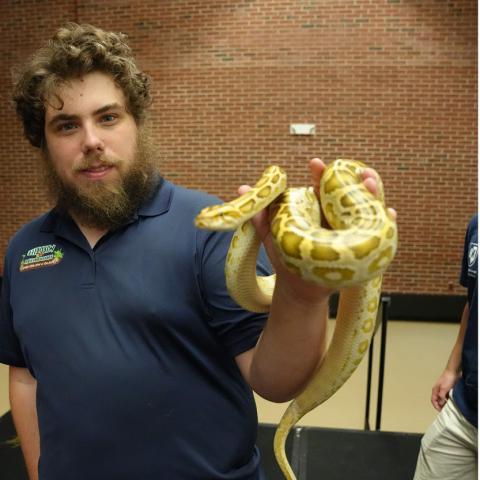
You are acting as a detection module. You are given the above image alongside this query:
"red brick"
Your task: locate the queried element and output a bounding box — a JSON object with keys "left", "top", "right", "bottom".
{"left": 0, "top": 0, "right": 476, "bottom": 296}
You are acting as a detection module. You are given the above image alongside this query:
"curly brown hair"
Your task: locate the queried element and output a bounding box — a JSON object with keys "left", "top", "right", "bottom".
{"left": 12, "top": 23, "right": 151, "bottom": 148}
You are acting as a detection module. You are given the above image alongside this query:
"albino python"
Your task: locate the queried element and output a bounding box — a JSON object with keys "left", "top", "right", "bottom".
{"left": 194, "top": 159, "right": 397, "bottom": 480}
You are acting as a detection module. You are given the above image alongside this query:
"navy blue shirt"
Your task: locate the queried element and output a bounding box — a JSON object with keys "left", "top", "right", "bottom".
{"left": 452, "top": 213, "right": 478, "bottom": 427}
{"left": 0, "top": 179, "right": 270, "bottom": 479}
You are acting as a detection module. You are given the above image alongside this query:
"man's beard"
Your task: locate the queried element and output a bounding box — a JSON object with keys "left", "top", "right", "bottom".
{"left": 42, "top": 128, "right": 159, "bottom": 230}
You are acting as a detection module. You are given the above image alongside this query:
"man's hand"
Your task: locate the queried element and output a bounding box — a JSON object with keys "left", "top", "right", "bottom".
{"left": 431, "top": 369, "right": 459, "bottom": 411}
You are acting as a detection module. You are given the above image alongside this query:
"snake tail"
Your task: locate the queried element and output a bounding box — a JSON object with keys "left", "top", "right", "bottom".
{"left": 273, "top": 403, "right": 302, "bottom": 480}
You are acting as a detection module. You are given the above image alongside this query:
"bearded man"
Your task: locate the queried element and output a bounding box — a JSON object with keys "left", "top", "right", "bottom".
{"left": 0, "top": 23, "right": 389, "bottom": 480}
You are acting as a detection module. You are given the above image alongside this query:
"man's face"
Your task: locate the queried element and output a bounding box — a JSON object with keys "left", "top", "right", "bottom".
{"left": 44, "top": 71, "right": 138, "bottom": 193}
{"left": 43, "top": 71, "right": 156, "bottom": 229}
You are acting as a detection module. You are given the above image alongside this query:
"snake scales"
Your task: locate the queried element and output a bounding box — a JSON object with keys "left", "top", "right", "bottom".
{"left": 195, "top": 159, "right": 397, "bottom": 480}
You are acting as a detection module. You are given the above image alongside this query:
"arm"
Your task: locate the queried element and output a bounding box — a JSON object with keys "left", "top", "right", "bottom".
{"left": 9, "top": 366, "right": 40, "bottom": 480}
{"left": 430, "top": 302, "right": 469, "bottom": 411}
{"left": 236, "top": 159, "right": 394, "bottom": 402}
{"left": 236, "top": 266, "right": 330, "bottom": 402}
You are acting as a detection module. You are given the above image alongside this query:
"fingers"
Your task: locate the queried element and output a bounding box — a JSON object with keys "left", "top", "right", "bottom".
{"left": 309, "top": 158, "right": 326, "bottom": 197}
{"left": 362, "top": 167, "right": 397, "bottom": 221}
{"left": 362, "top": 167, "right": 379, "bottom": 182}
{"left": 431, "top": 390, "right": 444, "bottom": 411}
{"left": 431, "top": 387, "right": 442, "bottom": 411}
{"left": 432, "top": 395, "right": 447, "bottom": 412}
{"left": 363, "top": 176, "right": 378, "bottom": 198}
{"left": 309, "top": 157, "right": 326, "bottom": 183}
{"left": 387, "top": 207, "right": 397, "bottom": 221}
{"left": 431, "top": 384, "right": 449, "bottom": 411}
{"left": 238, "top": 184, "right": 251, "bottom": 196}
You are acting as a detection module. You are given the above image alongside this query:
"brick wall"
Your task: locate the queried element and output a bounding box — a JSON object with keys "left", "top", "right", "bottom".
{"left": 0, "top": 0, "right": 477, "bottom": 295}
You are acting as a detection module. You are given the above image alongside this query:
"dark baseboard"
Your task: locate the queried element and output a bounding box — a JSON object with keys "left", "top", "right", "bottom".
{"left": 330, "top": 293, "right": 465, "bottom": 322}
{"left": 258, "top": 423, "right": 421, "bottom": 480}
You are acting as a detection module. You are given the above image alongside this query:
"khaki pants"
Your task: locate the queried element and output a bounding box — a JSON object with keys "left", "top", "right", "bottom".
{"left": 414, "top": 396, "right": 477, "bottom": 480}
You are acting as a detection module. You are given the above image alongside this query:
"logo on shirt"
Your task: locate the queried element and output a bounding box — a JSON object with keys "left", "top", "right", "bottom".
{"left": 468, "top": 242, "right": 478, "bottom": 277}
{"left": 19, "top": 244, "right": 64, "bottom": 272}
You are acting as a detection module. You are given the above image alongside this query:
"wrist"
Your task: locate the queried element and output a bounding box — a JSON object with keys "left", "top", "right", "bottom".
{"left": 444, "top": 366, "right": 461, "bottom": 378}
{"left": 273, "top": 273, "right": 332, "bottom": 309}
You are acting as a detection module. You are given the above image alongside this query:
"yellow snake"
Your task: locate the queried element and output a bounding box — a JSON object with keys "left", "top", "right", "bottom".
{"left": 194, "top": 159, "right": 397, "bottom": 480}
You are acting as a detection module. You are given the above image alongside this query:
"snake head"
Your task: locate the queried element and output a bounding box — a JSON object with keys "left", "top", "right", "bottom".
{"left": 194, "top": 204, "right": 243, "bottom": 231}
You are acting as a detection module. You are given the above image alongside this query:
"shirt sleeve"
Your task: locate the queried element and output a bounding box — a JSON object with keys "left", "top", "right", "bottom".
{"left": 196, "top": 227, "right": 271, "bottom": 358}
{"left": 0, "top": 257, "right": 27, "bottom": 367}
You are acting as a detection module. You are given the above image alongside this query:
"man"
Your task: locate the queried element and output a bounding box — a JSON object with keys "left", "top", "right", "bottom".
{"left": 1, "top": 23, "right": 392, "bottom": 480}
{"left": 414, "top": 214, "right": 477, "bottom": 480}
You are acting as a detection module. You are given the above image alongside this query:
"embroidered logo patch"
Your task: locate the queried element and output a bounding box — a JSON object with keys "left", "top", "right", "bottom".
{"left": 19, "top": 244, "right": 64, "bottom": 272}
{"left": 468, "top": 242, "right": 478, "bottom": 268}
{"left": 468, "top": 242, "right": 478, "bottom": 278}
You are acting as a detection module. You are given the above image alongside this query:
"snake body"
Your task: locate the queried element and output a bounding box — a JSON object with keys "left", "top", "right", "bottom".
{"left": 195, "top": 159, "right": 397, "bottom": 480}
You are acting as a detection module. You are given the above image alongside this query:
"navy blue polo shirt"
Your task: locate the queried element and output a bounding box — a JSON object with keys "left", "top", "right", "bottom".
{"left": 452, "top": 213, "right": 478, "bottom": 427}
{"left": 0, "top": 179, "right": 270, "bottom": 479}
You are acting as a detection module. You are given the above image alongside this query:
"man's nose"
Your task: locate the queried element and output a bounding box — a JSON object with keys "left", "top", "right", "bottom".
{"left": 81, "top": 123, "right": 105, "bottom": 155}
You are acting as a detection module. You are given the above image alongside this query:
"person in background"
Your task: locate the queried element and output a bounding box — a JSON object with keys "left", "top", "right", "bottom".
{"left": 414, "top": 214, "right": 477, "bottom": 480}
{"left": 0, "top": 23, "right": 393, "bottom": 480}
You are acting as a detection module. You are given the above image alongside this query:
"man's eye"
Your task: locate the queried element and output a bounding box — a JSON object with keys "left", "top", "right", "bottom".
{"left": 101, "top": 114, "right": 117, "bottom": 124}
{"left": 58, "top": 122, "right": 77, "bottom": 132}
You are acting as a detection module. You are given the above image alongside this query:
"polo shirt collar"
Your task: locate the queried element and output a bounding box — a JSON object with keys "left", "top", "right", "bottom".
{"left": 137, "top": 176, "right": 172, "bottom": 217}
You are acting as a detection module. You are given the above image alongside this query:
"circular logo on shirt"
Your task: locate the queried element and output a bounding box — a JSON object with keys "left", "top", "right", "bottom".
{"left": 468, "top": 242, "right": 478, "bottom": 269}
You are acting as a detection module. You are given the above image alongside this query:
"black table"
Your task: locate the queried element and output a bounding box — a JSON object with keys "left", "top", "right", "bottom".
{"left": 0, "top": 412, "right": 421, "bottom": 480}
